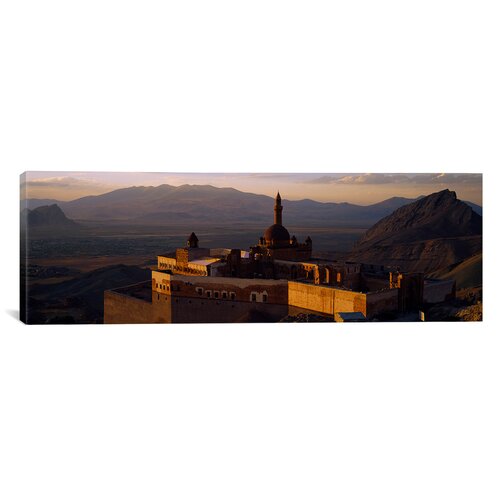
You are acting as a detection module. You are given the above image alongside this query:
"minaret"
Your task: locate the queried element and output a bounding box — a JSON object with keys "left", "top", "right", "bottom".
{"left": 274, "top": 191, "right": 283, "bottom": 225}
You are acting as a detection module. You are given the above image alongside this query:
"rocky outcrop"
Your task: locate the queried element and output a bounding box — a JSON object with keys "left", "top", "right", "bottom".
{"left": 350, "top": 190, "right": 482, "bottom": 273}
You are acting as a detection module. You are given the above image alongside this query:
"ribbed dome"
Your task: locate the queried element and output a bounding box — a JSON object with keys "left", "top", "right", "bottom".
{"left": 264, "top": 224, "right": 290, "bottom": 245}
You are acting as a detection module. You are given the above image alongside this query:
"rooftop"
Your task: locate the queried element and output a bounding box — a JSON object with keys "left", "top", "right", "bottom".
{"left": 108, "top": 281, "right": 152, "bottom": 303}
{"left": 335, "top": 312, "right": 366, "bottom": 322}
{"left": 189, "top": 257, "right": 222, "bottom": 266}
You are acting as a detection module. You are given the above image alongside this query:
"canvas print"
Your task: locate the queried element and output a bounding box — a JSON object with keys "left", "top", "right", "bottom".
{"left": 20, "top": 172, "right": 483, "bottom": 324}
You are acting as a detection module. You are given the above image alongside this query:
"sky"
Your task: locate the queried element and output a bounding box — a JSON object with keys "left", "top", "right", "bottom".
{"left": 21, "top": 172, "right": 483, "bottom": 205}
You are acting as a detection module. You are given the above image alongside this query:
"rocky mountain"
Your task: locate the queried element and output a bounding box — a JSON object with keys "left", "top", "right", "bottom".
{"left": 20, "top": 198, "right": 62, "bottom": 211}
{"left": 21, "top": 204, "right": 82, "bottom": 236}
{"left": 349, "top": 190, "right": 482, "bottom": 273}
{"left": 20, "top": 184, "right": 482, "bottom": 228}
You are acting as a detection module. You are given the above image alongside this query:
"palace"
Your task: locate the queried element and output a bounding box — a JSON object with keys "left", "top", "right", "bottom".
{"left": 104, "top": 192, "right": 456, "bottom": 323}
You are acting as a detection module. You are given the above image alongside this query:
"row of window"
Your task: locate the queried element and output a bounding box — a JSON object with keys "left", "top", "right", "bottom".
{"left": 193, "top": 287, "right": 268, "bottom": 303}
{"left": 155, "top": 282, "right": 181, "bottom": 292}
{"left": 196, "top": 287, "right": 236, "bottom": 300}
{"left": 155, "top": 282, "right": 269, "bottom": 303}
{"left": 156, "top": 283, "right": 171, "bottom": 291}
{"left": 251, "top": 293, "right": 267, "bottom": 302}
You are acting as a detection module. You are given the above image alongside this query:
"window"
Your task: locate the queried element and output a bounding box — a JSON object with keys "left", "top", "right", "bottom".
{"left": 206, "top": 290, "right": 212, "bottom": 298}
{"left": 251, "top": 293, "right": 257, "bottom": 302}
{"left": 222, "top": 291, "right": 227, "bottom": 299}
{"left": 196, "top": 287, "right": 203, "bottom": 296}
{"left": 262, "top": 294, "right": 267, "bottom": 302}
{"left": 230, "top": 292, "right": 236, "bottom": 301}
{"left": 214, "top": 291, "right": 219, "bottom": 299}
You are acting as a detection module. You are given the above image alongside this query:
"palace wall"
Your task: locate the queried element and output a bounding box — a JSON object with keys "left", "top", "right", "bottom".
{"left": 104, "top": 290, "right": 158, "bottom": 324}
{"left": 287, "top": 282, "right": 335, "bottom": 315}
{"left": 104, "top": 288, "right": 287, "bottom": 324}
{"left": 334, "top": 289, "right": 367, "bottom": 315}
{"left": 423, "top": 279, "right": 456, "bottom": 304}
{"left": 365, "top": 289, "right": 399, "bottom": 318}
{"left": 105, "top": 269, "right": 454, "bottom": 324}
{"left": 360, "top": 274, "right": 390, "bottom": 292}
{"left": 152, "top": 271, "right": 289, "bottom": 304}
{"left": 287, "top": 281, "right": 369, "bottom": 317}
{"left": 152, "top": 294, "right": 288, "bottom": 323}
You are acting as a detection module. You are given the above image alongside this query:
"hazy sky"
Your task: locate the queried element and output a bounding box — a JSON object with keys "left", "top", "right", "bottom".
{"left": 21, "top": 172, "right": 483, "bottom": 205}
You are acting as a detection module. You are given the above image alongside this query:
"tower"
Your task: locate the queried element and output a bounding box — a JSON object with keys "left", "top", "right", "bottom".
{"left": 274, "top": 191, "right": 283, "bottom": 225}
{"left": 187, "top": 232, "right": 199, "bottom": 248}
{"left": 254, "top": 191, "right": 312, "bottom": 261}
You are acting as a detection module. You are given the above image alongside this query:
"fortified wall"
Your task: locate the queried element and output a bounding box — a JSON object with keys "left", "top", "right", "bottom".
{"left": 104, "top": 273, "right": 291, "bottom": 324}
{"left": 423, "top": 279, "right": 456, "bottom": 303}
{"left": 104, "top": 271, "right": 455, "bottom": 324}
{"left": 287, "top": 281, "right": 399, "bottom": 319}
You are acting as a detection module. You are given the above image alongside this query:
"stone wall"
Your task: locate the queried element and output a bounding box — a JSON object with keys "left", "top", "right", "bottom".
{"left": 287, "top": 281, "right": 368, "bottom": 317}
{"left": 155, "top": 294, "right": 288, "bottom": 323}
{"left": 152, "top": 271, "right": 289, "bottom": 305}
{"left": 105, "top": 288, "right": 287, "bottom": 324}
{"left": 104, "top": 290, "right": 159, "bottom": 324}
{"left": 106, "top": 270, "right": 454, "bottom": 323}
{"left": 288, "top": 282, "right": 335, "bottom": 315}
{"left": 365, "top": 289, "right": 399, "bottom": 318}
{"left": 361, "top": 274, "right": 389, "bottom": 292}
{"left": 268, "top": 245, "right": 312, "bottom": 262}
{"left": 424, "top": 279, "right": 456, "bottom": 304}
{"left": 334, "top": 289, "right": 367, "bottom": 315}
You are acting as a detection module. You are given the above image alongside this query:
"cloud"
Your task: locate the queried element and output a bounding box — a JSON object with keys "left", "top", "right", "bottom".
{"left": 306, "top": 173, "right": 482, "bottom": 186}
{"left": 21, "top": 176, "right": 122, "bottom": 200}
{"left": 243, "top": 173, "right": 301, "bottom": 178}
{"left": 306, "top": 174, "right": 410, "bottom": 184}
{"left": 336, "top": 174, "right": 411, "bottom": 185}
{"left": 410, "top": 173, "right": 482, "bottom": 184}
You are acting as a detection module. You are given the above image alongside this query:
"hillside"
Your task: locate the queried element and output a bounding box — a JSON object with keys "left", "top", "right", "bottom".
{"left": 27, "top": 264, "right": 151, "bottom": 323}
{"left": 430, "top": 253, "right": 482, "bottom": 289}
{"left": 349, "top": 190, "right": 482, "bottom": 273}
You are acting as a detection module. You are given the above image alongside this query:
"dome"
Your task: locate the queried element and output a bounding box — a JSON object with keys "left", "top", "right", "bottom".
{"left": 264, "top": 224, "right": 290, "bottom": 246}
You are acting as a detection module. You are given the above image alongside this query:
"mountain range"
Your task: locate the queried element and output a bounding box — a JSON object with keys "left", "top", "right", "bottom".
{"left": 20, "top": 183, "right": 483, "bottom": 227}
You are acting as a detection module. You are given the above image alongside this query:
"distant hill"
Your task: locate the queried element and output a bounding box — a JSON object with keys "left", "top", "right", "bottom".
{"left": 24, "top": 204, "right": 79, "bottom": 227}
{"left": 20, "top": 198, "right": 63, "bottom": 211}
{"left": 20, "top": 184, "right": 482, "bottom": 228}
{"left": 349, "top": 189, "right": 482, "bottom": 273}
{"left": 21, "top": 204, "right": 82, "bottom": 237}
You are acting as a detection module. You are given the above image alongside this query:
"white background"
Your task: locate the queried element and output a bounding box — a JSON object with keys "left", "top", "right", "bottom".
{"left": 1, "top": 1, "right": 499, "bottom": 499}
